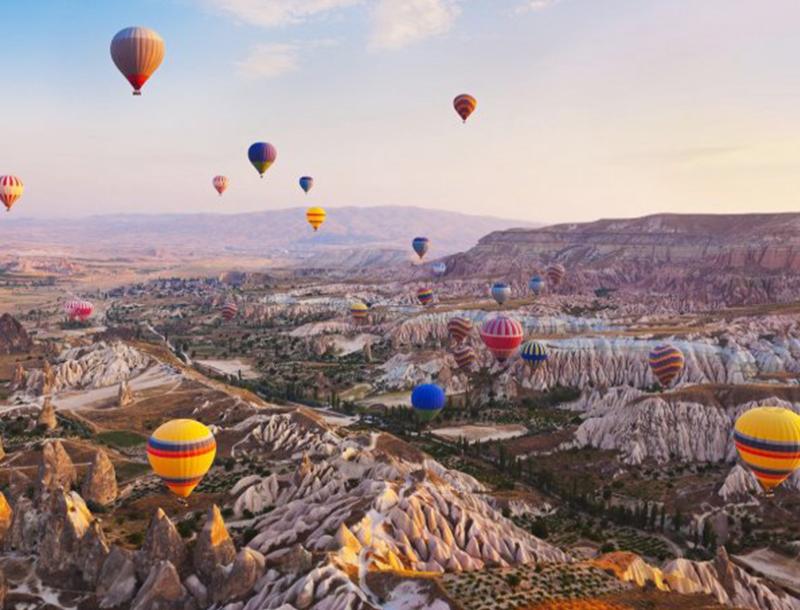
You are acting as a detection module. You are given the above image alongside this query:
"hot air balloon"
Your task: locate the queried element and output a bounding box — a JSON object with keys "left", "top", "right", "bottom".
{"left": 521, "top": 341, "right": 548, "bottom": 371}
{"left": 248, "top": 142, "right": 277, "bottom": 178}
{"left": 734, "top": 407, "right": 800, "bottom": 493}
{"left": 306, "top": 207, "right": 326, "bottom": 231}
{"left": 491, "top": 282, "right": 511, "bottom": 305}
{"left": 65, "top": 299, "right": 94, "bottom": 322}
{"left": 648, "top": 344, "right": 685, "bottom": 388}
{"left": 221, "top": 300, "right": 238, "bottom": 321}
{"left": 0, "top": 175, "right": 23, "bottom": 212}
{"left": 351, "top": 302, "right": 369, "bottom": 323}
{"left": 412, "top": 237, "right": 430, "bottom": 260}
{"left": 452, "top": 345, "right": 477, "bottom": 372}
{"left": 147, "top": 419, "right": 216, "bottom": 498}
{"left": 448, "top": 317, "right": 473, "bottom": 343}
{"left": 417, "top": 287, "right": 434, "bottom": 307}
{"left": 212, "top": 175, "right": 229, "bottom": 196}
{"left": 299, "top": 176, "right": 314, "bottom": 194}
{"left": 546, "top": 263, "right": 566, "bottom": 288}
{"left": 432, "top": 262, "right": 447, "bottom": 277}
{"left": 480, "top": 315, "right": 523, "bottom": 364}
{"left": 529, "top": 275, "right": 544, "bottom": 295}
{"left": 411, "top": 383, "right": 446, "bottom": 422}
{"left": 110, "top": 27, "right": 165, "bottom": 96}
{"left": 453, "top": 94, "right": 477, "bottom": 123}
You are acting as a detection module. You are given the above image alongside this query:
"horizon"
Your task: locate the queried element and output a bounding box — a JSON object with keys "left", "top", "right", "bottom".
{"left": 3, "top": 1, "right": 800, "bottom": 224}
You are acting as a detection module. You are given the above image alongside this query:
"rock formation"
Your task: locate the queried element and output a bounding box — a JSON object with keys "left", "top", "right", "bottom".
{"left": 118, "top": 378, "right": 134, "bottom": 406}
{"left": 37, "top": 397, "right": 58, "bottom": 430}
{"left": 0, "top": 436, "right": 4, "bottom": 461}
{"left": 193, "top": 505, "right": 236, "bottom": 581}
{"left": 10, "top": 362, "right": 26, "bottom": 390}
{"left": 81, "top": 448, "right": 118, "bottom": 506}
{"left": 135, "top": 508, "right": 187, "bottom": 581}
{"left": 130, "top": 560, "right": 190, "bottom": 610}
{"left": 40, "top": 360, "right": 55, "bottom": 396}
{"left": 37, "top": 440, "right": 77, "bottom": 495}
{"left": 96, "top": 546, "right": 138, "bottom": 608}
{"left": 0, "top": 313, "right": 33, "bottom": 354}
{"left": 0, "top": 492, "right": 12, "bottom": 544}
{"left": 211, "top": 547, "right": 266, "bottom": 604}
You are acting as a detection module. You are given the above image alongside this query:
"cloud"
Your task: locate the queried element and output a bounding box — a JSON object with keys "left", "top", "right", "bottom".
{"left": 201, "top": 0, "right": 362, "bottom": 27}
{"left": 236, "top": 43, "right": 301, "bottom": 78}
{"left": 370, "top": 0, "right": 461, "bottom": 49}
{"left": 515, "top": 0, "right": 561, "bottom": 13}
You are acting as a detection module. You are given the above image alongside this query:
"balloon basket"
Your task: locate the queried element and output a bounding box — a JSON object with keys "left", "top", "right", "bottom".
{"left": 132, "top": 91, "right": 141, "bottom": 96}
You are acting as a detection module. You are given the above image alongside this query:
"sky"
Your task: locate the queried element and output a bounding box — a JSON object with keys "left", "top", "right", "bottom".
{"left": 3, "top": 0, "right": 800, "bottom": 224}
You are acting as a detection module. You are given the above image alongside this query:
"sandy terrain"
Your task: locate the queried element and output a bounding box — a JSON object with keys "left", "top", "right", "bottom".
{"left": 431, "top": 423, "right": 528, "bottom": 443}
{"left": 196, "top": 359, "right": 259, "bottom": 380}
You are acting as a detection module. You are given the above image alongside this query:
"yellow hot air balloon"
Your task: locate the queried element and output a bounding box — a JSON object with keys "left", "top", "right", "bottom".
{"left": 306, "top": 207, "right": 326, "bottom": 231}
{"left": 147, "top": 419, "right": 216, "bottom": 498}
{"left": 734, "top": 407, "right": 800, "bottom": 493}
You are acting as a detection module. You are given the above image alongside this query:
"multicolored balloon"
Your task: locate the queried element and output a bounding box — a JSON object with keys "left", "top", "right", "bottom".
{"left": 248, "top": 142, "right": 277, "bottom": 178}
{"left": 520, "top": 341, "right": 548, "bottom": 371}
{"left": 351, "top": 301, "right": 369, "bottom": 323}
{"left": 417, "top": 287, "right": 434, "bottom": 307}
{"left": 529, "top": 275, "right": 544, "bottom": 295}
{"left": 452, "top": 345, "right": 477, "bottom": 372}
{"left": 0, "top": 175, "right": 24, "bottom": 212}
{"left": 546, "top": 263, "right": 566, "bottom": 287}
{"left": 306, "top": 207, "right": 326, "bottom": 231}
{"left": 411, "top": 383, "right": 446, "bottom": 422}
{"left": 734, "top": 407, "right": 800, "bottom": 493}
{"left": 65, "top": 299, "right": 94, "bottom": 322}
{"left": 491, "top": 282, "right": 511, "bottom": 305}
{"left": 147, "top": 419, "right": 216, "bottom": 498}
{"left": 648, "top": 344, "right": 685, "bottom": 387}
{"left": 453, "top": 94, "right": 477, "bottom": 123}
{"left": 412, "top": 237, "right": 430, "bottom": 260}
{"left": 480, "top": 315, "right": 524, "bottom": 364}
{"left": 110, "top": 27, "right": 165, "bottom": 96}
{"left": 212, "top": 175, "right": 229, "bottom": 196}
{"left": 431, "top": 262, "right": 447, "bottom": 277}
{"left": 299, "top": 176, "right": 314, "bottom": 194}
{"left": 447, "top": 317, "right": 473, "bottom": 343}
{"left": 221, "top": 300, "right": 238, "bottom": 321}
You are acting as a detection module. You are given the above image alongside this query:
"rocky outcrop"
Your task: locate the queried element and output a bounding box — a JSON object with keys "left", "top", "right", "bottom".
{"left": 193, "top": 505, "right": 236, "bottom": 581}
{"left": 0, "top": 568, "right": 5, "bottom": 609}
{"left": 0, "top": 313, "right": 33, "bottom": 354}
{"left": 10, "top": 362, "right": 27, "bottom": 390}
{"left": 4, "top": 495, "right": 44, "bottom": 552}
{"left": 0, "top": 436, "right": 4, "bottom": 461}
{"left": 37, "top": 397, "right": 57, "bottom": 430}
{"left": 36, "top": 489, "right": 110, "bottom": 586}
{"left": 136, "top": 509, "right": 186, "bottom": 581}
{"left": 96, "top": 546, "right": 138, "bottom": 608}
{"left": 81, "top": 449, "right": 118, "bottom": 506}
{"left": 212, "top": 547, "right": 265, "bottom": 603}
{"left": 130, "top": 560, "right": 191, "bottom": 610}
{"left": 118, "top": 379, "right": 134, "bottom": 406}
{"left": 0, "top": 492, "right": 12, "bottom": 544}
{"left": 37, "top": 440, "right": 77, "bottom": 494}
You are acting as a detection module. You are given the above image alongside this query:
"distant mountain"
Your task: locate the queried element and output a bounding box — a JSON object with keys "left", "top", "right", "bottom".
{"left": 445, "top": 213, "right": 800, "bottom": 305}
{"left": 0, "top": 207, "right": 536, "bottom": 262}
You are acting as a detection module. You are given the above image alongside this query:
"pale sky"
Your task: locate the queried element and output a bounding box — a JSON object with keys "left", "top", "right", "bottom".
{"left": 3, "top": 0, "right": 800, "bottom": 223}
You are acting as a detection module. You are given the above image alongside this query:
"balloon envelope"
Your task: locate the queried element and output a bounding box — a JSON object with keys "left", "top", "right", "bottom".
{"left": 447, "top": 317, "right": 473, "bottom": 343}
{"left": 452, "top": 345, "right": 477, "bottom": 371}
{"left": 520, "top": 341, "right": 548, "bottom": 370}
{"left": 480, "top": 316, "right": 523, "bottom": 364}
{"left": 147, "top": 419, "right": 216, "bottom": 498}
{"left": 306, "top": 207, "right": 326, "bottom": 231}
{"left": 546, "top": 264, "right": 566, "bottom": 287}
{"left": 417, "top": 287, "right": 434, "bottom": 306}
{"left": 454, "top": 94, "right": 477, "bottom": 123}
{"left": 412, "top": 237, "right": 430, "bottom": 260}
{"left": 110, "top": 27, "right": 165, "bottom": 95}
{"left": 431, "top": 262, "right": 447, "bottom": 277}
{"left": 299, "top": 176, "right": 314, "bottom": 193}
{"left": 529, "top": 275, "right": 544, "bottom": 295}
{"left": 65, "top": 299, "right": 93, "bottom": 322}
{"left": 212, "top": 175, "right": 229, "bottom": 196}
{"left": 351, "top": 302, "right": 369, "bottom": 322}
{"left": 248, "top": 142, "right": 277, "bottom": 177}
{"left": 221, "top": 301, "right": 238, "bottom": 321}
{"left": 491, "top": 282, "right": 511, "bottom": 305}
{"left": 734, "top": 407, "right": 800, "bottom": 492}
{"left": 411, "top": 383, "right": 446, "bottom": 422}
{"left": 0, "top": 175, "right": 23, "bottom": 212}
{"left": 648, "top": 344, "right": 685, "bottom": 387}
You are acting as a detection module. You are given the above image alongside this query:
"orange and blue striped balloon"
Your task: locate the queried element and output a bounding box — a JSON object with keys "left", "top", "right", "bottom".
{"left": 147, "top": 419, "right": 216, "bottom": 498}
{"left": 351, "top": 301, "right": 369, "bottom": 323}
{"left": 648, "top": 344, "right": 685, "bottom": 387}
{"left": 734, "top": 407, "right": 800, "bottom": 492}
{"left": 417, "top": 287, "right": 434, "bottom": 306}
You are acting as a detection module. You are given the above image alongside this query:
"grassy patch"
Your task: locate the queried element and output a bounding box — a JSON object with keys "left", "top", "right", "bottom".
{"left": 96, "top": 430, "right": 148, "bottom": 448}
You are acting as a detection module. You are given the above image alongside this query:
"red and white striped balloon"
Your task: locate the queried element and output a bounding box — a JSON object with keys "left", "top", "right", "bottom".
{"left": 0, "top": 175, "right": 24, "bottom": 212}
{"left": 479, "top": 315, "right": 524, "bottom": 364}
{"left": 221, "top": 301, "right": 238, "bottom": 321}
{"left": 212, "top": 175, "right": 229, "bottom": 196}
{"left": 65, "top": 299, "right": 94, "bottom": 322}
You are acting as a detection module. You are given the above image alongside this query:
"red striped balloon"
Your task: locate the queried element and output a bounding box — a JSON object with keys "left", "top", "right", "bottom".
{"left": 212, "top": 175, "right": 229, "bottom": 196}
{"left": 453, "top": 94, "right": 477, "bottom": 123}
{"left": 0, "top": 175, "right": 24, "bottom": 212}
{"left": 479, "top": 315, "right": 524, "bottom": 364}
{"left": 221, "top": 301, "right": 238, "bottom": 321}
{"left": 65, "top": 299, "right": 94, "bottom": 322}
{"left": 648, "top": 344, "right": 685, "bottom": 387}
{"left": 452, "top": 345, "right": 477, "bottom": 371}
{"left": 546, "top": 263, "right": 566, "bottom": 287}
{"left": 448, "top": 317, "right": 473, "bottom": 343}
